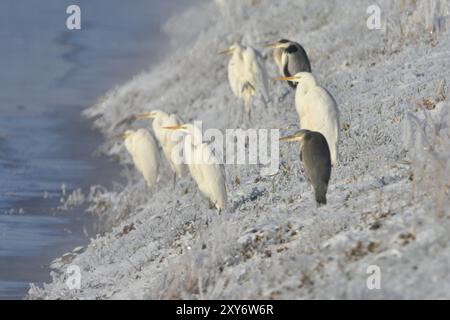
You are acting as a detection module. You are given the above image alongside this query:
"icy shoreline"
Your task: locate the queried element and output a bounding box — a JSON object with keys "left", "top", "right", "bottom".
{"left": 29, "top": 0, "right": 450, "bottom": 299}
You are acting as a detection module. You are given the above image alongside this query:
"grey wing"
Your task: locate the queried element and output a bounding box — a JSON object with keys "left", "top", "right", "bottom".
{"left": 302, "top": 135, "right": 331, "bottom": 188}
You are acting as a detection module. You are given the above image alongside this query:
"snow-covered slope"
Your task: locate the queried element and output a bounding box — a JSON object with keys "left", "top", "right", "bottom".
{"left": 29, "top": 0, "right": 450, "bottom": 299}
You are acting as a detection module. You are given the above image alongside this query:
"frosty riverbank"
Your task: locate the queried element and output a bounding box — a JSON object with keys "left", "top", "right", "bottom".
{"left": 29, "top": 0, "right": 450, "bottom": 299}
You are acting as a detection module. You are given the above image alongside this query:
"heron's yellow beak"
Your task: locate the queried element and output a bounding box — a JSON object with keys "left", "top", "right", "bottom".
{"left": 115, "top": 132, "right": 130, "bottom": 140}
{"left": 134, "top": 111, "right": 155, "bottom": 120}
{"left": 219, "top": 47, "right": 234, "bottom": 55}
{"left": 274, "top": 75, "right": 300, "bottom": 81}
{"left": 280, "top": 134, "right": 302, "bottom": 142}
{"left": 163, "top": 125, "right": 184, "bottom": 130}
{"left": 264, "top": 42, "right": 280, "bottom": 49}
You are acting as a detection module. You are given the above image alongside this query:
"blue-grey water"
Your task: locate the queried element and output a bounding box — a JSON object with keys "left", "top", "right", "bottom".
{"left": 0, "top": 0, "right": 197, "bottom": 299}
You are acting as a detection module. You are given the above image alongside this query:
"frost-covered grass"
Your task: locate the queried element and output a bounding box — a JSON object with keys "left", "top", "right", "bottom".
{"left": 29, "top": 0, "right": 450, "bottom": 299}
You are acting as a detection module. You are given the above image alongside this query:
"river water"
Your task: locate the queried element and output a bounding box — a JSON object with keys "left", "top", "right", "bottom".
{"left": 0, "top": 0, "right": 196, "bottom": 299}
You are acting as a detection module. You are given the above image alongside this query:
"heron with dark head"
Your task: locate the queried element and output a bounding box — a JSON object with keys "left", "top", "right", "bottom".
{"left": 266, "top": 39, "right": 311, "bottom": 89}
{"left": 280, "top": 129, "right": 331, "bottom": 206}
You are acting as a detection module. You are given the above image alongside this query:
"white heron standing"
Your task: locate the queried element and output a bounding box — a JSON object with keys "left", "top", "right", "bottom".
{"left": 164, "top": 123, "right": 227, "bottom": 211}
{"left": 116, "top": 129, "right": 161, "bottom": 187}
{"left": 133, "top": 110, "right": 188, "bottom": 186}
{"left": 266, "top": 39, "right": 311, "bottom": 89}
{"left": 275, "top": 72, "right": 340, "bottom": 165}
{"left": 220, "top": 43, "right": 269, "bottom": 119}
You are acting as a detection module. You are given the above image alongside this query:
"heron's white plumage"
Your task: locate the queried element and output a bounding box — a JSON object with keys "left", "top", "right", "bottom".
{"left": 171, "top": 123, "right": 227, "bottom": 210}
{"left": 227, "top": 46, "right": 245, "bottom": 98}
{"left": 123, "top": 129, "right": 161, "bottom": 187}
{"left": 225, "top": 43, "right": 269, "bottom": 113}
{"left": 243, "top": 46, "right": 269, "bottom": 104}
{"left": 137, "top": 110, "right": 188, "bottom": 179}
{"left": 290, "top": 72, "right": 340, "bottom": 165}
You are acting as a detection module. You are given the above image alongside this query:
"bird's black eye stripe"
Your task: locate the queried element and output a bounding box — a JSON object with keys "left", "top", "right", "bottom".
{"left": 279, "top": 39, "right": 289, "bottom": 43}
{"left": 285, "top": 44, "right": 298, "bottom": 54}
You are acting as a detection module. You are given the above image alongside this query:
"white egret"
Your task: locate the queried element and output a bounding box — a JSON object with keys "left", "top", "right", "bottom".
{"left": 275, "top": 72, "right": 340, "bottom": 165}
{"left": 220, "top": 43, "right": 269, "bottom": 118}
{"left": 116, "top": 129, "right": 161, "bottom": 187}
{"left": 281, "top": 130, "right": 331, "bottom": 206}
{"left": 164, "top": 123, "right": 227, "bottom": 211}
{"left": 266, "top": 39, "right": 311, "bottom": 89}
{"left": 133, "top": 110, "right": 188, "bottom": 185}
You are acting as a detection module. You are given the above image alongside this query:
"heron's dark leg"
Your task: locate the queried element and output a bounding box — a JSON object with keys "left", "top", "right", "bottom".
{"left": 208, "top": 199, "right": 214, "bottom": 209}
{"left": 239, "top": 103, "right": 245, "bottom": 124}
{"left": 243, "top": 98, "right": 250, "bottom": 124}
{"left": 242, "top": 82, "right": 255, "bottom": 124}
{"left": 172, "top": 172, "right": 176, "bottom": 190}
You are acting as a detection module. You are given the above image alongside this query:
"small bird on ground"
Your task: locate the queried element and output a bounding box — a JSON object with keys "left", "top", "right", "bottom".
{"left": 280, "top": 129, "right": 331, "bottom": 206}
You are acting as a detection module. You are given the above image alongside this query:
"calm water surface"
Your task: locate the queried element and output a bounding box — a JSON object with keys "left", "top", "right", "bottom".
{"left": 0, "top": 0, "right": 197, "bottom": 299}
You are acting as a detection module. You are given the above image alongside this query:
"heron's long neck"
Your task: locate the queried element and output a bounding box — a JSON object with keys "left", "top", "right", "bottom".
{"left": 152, "top": 118, "right": 162, "bottom": 131}
{"left": 299, "top": 81, "right": 315, "bottom": 95}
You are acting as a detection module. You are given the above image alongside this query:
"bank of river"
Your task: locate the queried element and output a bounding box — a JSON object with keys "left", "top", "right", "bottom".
{"left": 0, "top": 0, "right": 197, "bottom": 299}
